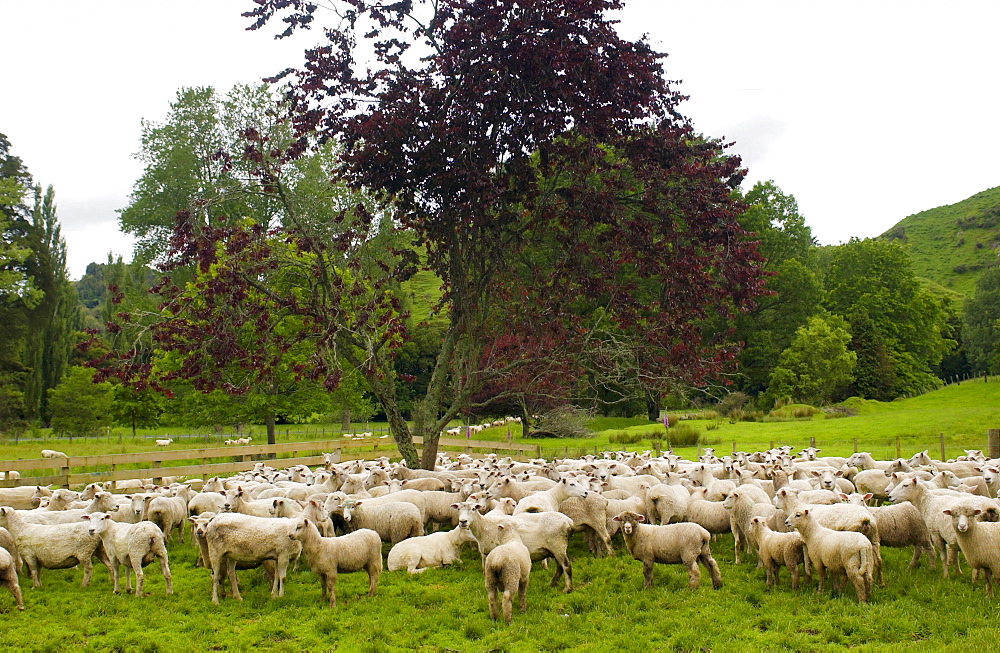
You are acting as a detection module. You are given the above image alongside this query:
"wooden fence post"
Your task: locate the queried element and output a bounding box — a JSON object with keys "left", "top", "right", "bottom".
{"left": 895, "top": 436, "right": 901, "bottom": 459}
{"left": 939, "top": 432, "right": 946, "bottom": 462}
{"left": 989, "top": 429, "right": 1000, "bottom": 460}
{"left": 853, "top": 437, "right": 858, "bottom": 453}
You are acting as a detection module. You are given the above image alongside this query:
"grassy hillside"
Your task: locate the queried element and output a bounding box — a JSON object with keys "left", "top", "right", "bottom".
{"left": 880, "top": 185, "right": 1000, "bottom": 295}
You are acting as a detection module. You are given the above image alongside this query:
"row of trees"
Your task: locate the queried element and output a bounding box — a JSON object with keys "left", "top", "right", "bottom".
{"left": 5, "top": 1, "right": 1000, "bottom": 461}
{"left": 0, "top": 134, "right": 82, "bottom": 433}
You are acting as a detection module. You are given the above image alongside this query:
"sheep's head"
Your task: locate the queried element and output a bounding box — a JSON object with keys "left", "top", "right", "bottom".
{"left": 612, "top": 510, "right": 644, "bottom": 535}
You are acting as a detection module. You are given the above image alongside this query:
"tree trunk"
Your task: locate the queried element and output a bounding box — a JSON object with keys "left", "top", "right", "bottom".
{"left": 266, "top": 412, "right": 276, "bottom": 446}
{"left": 342, "top": 408, "right": 350, "bottom": 434}
{"left": 518, "top": 400, "right": 531, "bottom": 438}
{"left": 645, "top": 390, "right": 661, "bottom": 422}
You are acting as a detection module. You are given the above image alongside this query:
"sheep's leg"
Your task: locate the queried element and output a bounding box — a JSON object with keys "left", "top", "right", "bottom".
{"left": 500, "top": 589, "right": 513, "bottom": 624}
{"left": 159, "top": 552, "right": 173, "bottom": 596}
{"left": 685, "top": 559, "right": 702, "bottom": 590}
{"left": 641, "top": 560, "right": 655, "bottom": 589}
{"left": 947, "top": 543, "right": 962, "bottom": 576}
{"left": 7, "top": 573, "right": 23, "bottom": 610}
{"left": 700, "top": 551, "right": 723, "bottom": 590}
{"left": 133, "top": 560, "right": 145, "bottom": 596}
{"left": 552, "top": 551, "right": 572, "bottom": 593}
{"left": 80, "top": 557, "right": 94, "bottom": 588}
{"left": 815, "top": 563, "right": 826, "bottom": 594}
{"left": 226, "top": 558, "right": 242, "bottom": 602}
{"left": 983, "top": 567, "right": 994, "bottom": 597}
{"left": 487, "top": 585, "right": 499, "bottom": 620}
{"left": 788, "top": 559, "right": 799, "bottom": 590}
{"left": 518, "top": 577, "right": 528, "bottom": 613}
{"left": 273, "top": 557, "right": 289, "bottom": 598}
{"left": 328, "top": 572, "right": 340, "bottom": 607}
{"left": 908, "top": 545, "right": 922, "bottom": 569}
{"left": 733, "top": 528, "right": 742, "bottom": 565}
{"left": 25, "top": 557, "right": 41, "bottom": 589}
{"left": 931, "top": 535, "right": 948, "bottom": 578}
{"left": 366, "top": 565, "right": 378, "bottom": 597}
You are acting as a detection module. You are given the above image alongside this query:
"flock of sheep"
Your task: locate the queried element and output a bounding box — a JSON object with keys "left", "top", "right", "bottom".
{"left": 1, "top": 444, "right": 999, "bottom": 622}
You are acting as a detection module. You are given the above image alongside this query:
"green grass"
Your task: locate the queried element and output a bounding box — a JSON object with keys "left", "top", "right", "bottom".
{"left": 880, "top": 185, "right": 1000, "bottom": 296}
{"left": 1, "top": 524, "right": 998, "bottom": 650}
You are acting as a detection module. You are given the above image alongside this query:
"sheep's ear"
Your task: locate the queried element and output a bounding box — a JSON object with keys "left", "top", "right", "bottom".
{"left": 835, "top": 470, "right": 844, "bottom": 477}
{"left": 943, "top": 509, "right": 952, "bottom": 515}
{"left": 81, "top": 514, "right": 91, "bottom": 520}
{"left": 838, "top": 493, "right": 849, "bottom": 501}
{"left": 355, "top": 500, "right": 364, "bottom": 506}
{"left": 303, "top": 518, "right": 311, "bottom": 526}
{"left": 636, "top": 514, "right": 645, "bottom": 522}
{"left": 802, "top": 508, "right": 810, "bottom": 516}
{"left": 450, "top": 503, "right": 461, "bottom": 510}
{"left": 974, "top": 509, "right": 983, "bottom": 516}
{"left": 111, "top": 505, "right": 119, "bottom": 512}
{"left": 863, "top": 493, "right": 873, "bottom": 501}
{"left": 612, "top": 515, "right": 620, "bottom": 521}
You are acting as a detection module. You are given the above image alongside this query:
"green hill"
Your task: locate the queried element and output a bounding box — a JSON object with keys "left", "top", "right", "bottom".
{"left": 880, "top": 186, "right": 1000, "bottom": 295}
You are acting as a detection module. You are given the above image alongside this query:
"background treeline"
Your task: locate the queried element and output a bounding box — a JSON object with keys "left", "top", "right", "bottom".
{"left": 3, "top": 84, "right": 1000, "bottom": 440}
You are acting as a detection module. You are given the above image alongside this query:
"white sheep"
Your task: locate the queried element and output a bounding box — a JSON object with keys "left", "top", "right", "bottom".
{"left": 723, "top": 489, "right": 779, "bottom": 564}
{"left": 785, "top": 507, "right": 874, "bottom": 602}
{"left": 454, "top": 499, "right": 574, "bottom": 592}
{"left": 288, "top": 516, "right": 381, "bottom": 607}
{"left": 772, "top": 486, "right": 883, "bottom": 585}
{"left": 204, "top": 512, "right": 302, "bottom": 603}
{"left": 81, "top": 512, "right": 173, "bottom": 596}
{"left": 484, "top": 518, "right": 531, "bottom": 624}
{"left": 612, "top": 510, "right": 723, "bottom": 590}
{"left": 387, "top": 524, "right": 478, "bottom": 573}
{"left": 0, "top": 506, "right": 112, "bottom": 588}
{"left": 943, "top": 503, "right": 1000, "bottom": 595}
{"left": 644, "top": 482, "right": 690, "bottom": 525}
{"left": 154, "top": 439, "right": 173, "bottom": 447}
{"left": 0, "top": 486, "right": 49, "bottom": 510}
{"left": 0, "top": 547, "right": 23, "bottom": 610}
{"left": 685, "top": 487, "right": 731, "bottom": 535}
{"left": 748, "top": 516, "right": 809, "bottom": 589}
{"left": 340, "top": 497, "right": 424, "bottom": 545}
{"left": 40, "top": 449, "right": 69, "bottom": 459}
{"left": 513, "top": 477, "right": 589, "bottom": 515}
{"left": 842, "top": 493, "right": 935, "bottom": 569}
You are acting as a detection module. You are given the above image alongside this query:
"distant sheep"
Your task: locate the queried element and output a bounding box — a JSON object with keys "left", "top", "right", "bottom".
{"left": 154, "top": 439, "right": 173, "bottom": 447}
{"left": 40, "top": 450, "right": 68, "bottom": 459}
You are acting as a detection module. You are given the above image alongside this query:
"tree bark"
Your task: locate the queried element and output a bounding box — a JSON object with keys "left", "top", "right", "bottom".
{"left": 266, "top": 412, "right": 276, "bottom": 446}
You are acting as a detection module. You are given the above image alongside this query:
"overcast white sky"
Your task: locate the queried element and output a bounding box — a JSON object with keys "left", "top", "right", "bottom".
{"left": 1, "top": 1, "right": 998, "bottom": 280}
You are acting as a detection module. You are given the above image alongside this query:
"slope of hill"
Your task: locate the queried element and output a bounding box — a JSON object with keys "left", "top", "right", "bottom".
{"left": 881, "top": 186, "right": 1000, "bottom": 295}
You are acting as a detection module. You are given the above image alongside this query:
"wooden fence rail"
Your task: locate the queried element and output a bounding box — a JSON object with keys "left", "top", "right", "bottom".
{"left": 0, "top": 437, "right": 541, "bottom": 489}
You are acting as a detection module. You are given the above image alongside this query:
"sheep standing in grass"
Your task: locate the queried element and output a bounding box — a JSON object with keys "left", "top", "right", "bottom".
{"left": 613, "top": 510, "right": 722, "bottom": 590}
{"left": 748, "top": 516, "right": 809, "bottom": 589}
{"left": 387, "top": 525, "right": 478, "bottom": 573}
{"left": 0, "top": 547, "right": 23, "bottom": 610}
{"left": 204, "top": 512, "right": 302, "bottom": 604}
{"left": 786, "top": 508, "right": 874, "bottom": 602}
{"left": 339, "top": 497, "right": 424, "bottom": 545}
{"left": 943, "top": 503, "right": 1000, "bottom": 595}
{"left": 484, "top": 518, "right": 531, "bottom": 624}
{"left": 723, "top": 489, "right": 778, "bottom": 565}
{"left": 81, "top": 512, "right": 173, "bottom": 596}
{"left": 288, "top": 516, "right": 381, "bottom": 607}
{"left": 0, "top": 506, "right": 112, "bottom": 588}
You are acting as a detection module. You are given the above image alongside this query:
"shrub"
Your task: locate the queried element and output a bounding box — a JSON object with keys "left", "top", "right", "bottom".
{"left": 533, "top": 405, "right": 593, "bottom": 438}
{"left": 768, "top": 403, "right": 821, "bottom": 419}
{"left": 609, "top": 431, "right": 644, "bottom": 445}
{"left": 717, "top": 392, "right": 751, "bottom": 417}
{"left": 665, "top": 423, "right": 700, "bottom": 447}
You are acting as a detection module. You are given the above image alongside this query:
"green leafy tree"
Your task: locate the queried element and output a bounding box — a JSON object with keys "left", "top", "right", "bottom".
{"left": 732, "top": 182, "right": 822, "bottom": 395}
{"left": 109, "top": 385, "right": 163, "bottom": 439}
{"left": 963, "top": 266, "right": 1000, "bottom": 373}
{"left": 48, "top": 366, "right": 112, "bottom": 437}
{"left": 764, "top": 314, "right": 857, "bottom": 406}
{"left": 823, "top": 238, "right": 950, "bottom": 398}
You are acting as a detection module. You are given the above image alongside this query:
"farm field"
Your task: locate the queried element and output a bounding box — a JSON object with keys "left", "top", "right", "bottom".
{"left": 0, "top": 524, "right": 997, "bottom": 651}
{"left": 2, "top": 378, "right": 999, "bottom": 465}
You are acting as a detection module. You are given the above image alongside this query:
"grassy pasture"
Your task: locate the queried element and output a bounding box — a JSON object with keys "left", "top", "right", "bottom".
{"left": 1, "top": 380, "right": 1000, "bottom": 649}
{"left": 1, "top": 522, "right": 997, "bottom": 651}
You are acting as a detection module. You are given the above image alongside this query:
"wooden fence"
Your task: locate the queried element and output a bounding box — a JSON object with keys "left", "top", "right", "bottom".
{"left": 0, "top": 437, "right": 541, "bottom": 489}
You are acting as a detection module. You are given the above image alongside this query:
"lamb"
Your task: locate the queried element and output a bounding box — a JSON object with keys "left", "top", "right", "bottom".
{"left": 288, "top": 516, "right": 381, "bottom": 607}
{"left": 0, "top": 486, "right": 50, "bottom": 511}
{"left": 340, "top": 497, "right": 424, "bottom": 545}
{"left": 842, "top": 493, "right": 935, "bottom": 569}
{"left": 387, "top": 524, "right": 478, "bottom": 573}
{"left": 81, "top": 512, "right": 173, "bottom": 596}
{"left": 0, "top": 506, "right": 113, "bottom": 588}
{"left": 0, "top": 547, "right": 23, "bottom": 610}
{"left": 40, "top": 449, "right": 69, "bottom": 459}
{"left": 888, "top": 477, "right": 997, "bottom": 577}
{"left": 943, "top": 503, "right": 1000, "bottom": 595}
{"left": 772, "top": 487, "right": 883, "bottom": 585}
{"left": 723, "top": 489, "right": 779, "bottom": 564}
{"left": 203, "top": 512, "right": 302, "bottom": 603}
{"left": 513, "top": 477, "right": 589, "bottom": 514}
{"left": 483, "top": 518, "right": 531, "bottom": 624}
{"left": 644, "top": 483, "right": 690, "bottom": 525}
{"left": 685, "top": 488, "right": 731, "bottom": 535}
{"left": 154, "top": 439, "right": 173, "bottom": 447}
{"left": 785, "top": 507, "right": 874, "bottom": 602}
{"left": 748, "top": 516, "right": 809, "bottom": 589}
{"left": 454, "top": 499, "right": 574, "bottom": 592}
{"left": 612, "top": 510, "right": 722, "bottom": 590}
{"left": 559, "top": 491, "right": 615, "bottom": 557}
